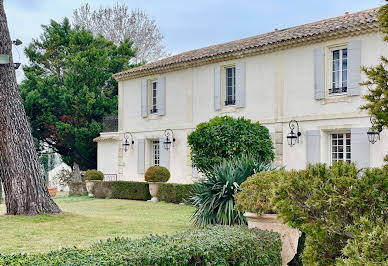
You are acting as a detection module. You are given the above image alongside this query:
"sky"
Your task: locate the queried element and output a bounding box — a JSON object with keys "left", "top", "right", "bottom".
{"left": 3, "top": 0, "right": 385, "bottom": 81}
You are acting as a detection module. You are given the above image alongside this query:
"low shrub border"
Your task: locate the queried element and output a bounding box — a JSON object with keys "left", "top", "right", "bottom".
{"left": 0, "top": 226, "right": 282, "bottom": 265}
{"left": 92, "top": 181, "right": 151, "bottom": 201}
{"left": 157, "top": 183, "right": 194, "bottom": 203}
{"left": 69, "top": 182, "right": 87, "bottom": 196}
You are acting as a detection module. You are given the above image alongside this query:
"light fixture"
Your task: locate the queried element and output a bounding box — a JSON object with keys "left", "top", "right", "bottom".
{"left": 367, "top": 117, "right": 381, "bottom": 144}
{"left": 163, "top": 129, "right": 175, "bottom": 150}
{"left": 286, "top": 120, "right": 301, "bottom": 147}
{"left": 12, "top": 39, "right": 22, "bottom": 46}
{"left": 123, "top": 132, "right": 134, "bottom": 152}
{"left": 13, "top": 63, "right": 21, "bottom": 69}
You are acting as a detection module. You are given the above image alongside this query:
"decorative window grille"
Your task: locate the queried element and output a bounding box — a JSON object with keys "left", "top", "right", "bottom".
{"left": 225, "top": 66, "right": 236, "bottom": 105}
{"left": 331, "top": 133, "right": 351, "bottom": 163}
{"left": 151, "top": 81, "right": 158, "bottom": 113}
{"left": 329, "top": 48, "right": 347, "bottom": 95}
{"left": 152, "top": 140, "right": 160, "bottom": 166}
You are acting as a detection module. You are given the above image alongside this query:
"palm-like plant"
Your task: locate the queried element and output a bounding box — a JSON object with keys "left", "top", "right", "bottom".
{"left": 191, "top": 155, "right": 274, "bottom": 226}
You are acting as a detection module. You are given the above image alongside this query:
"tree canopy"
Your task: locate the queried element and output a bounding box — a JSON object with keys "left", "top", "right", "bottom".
{"left": 20, "top": 18, "right": 136, "bottom": 170}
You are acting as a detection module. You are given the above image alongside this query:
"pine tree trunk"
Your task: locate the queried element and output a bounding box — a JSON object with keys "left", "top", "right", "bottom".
{"left": 0, "top": 0, "right": 60, "bottom": 215}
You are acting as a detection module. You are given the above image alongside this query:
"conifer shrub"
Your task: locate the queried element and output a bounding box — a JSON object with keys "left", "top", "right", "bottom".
{"left": 144, "top": 166, "right": 170, "bottom": 182}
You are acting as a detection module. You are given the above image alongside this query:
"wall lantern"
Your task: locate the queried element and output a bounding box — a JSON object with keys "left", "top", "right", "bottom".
{"left": 367, "top": 117, "right": 381, "bottom": 144}
{"left": 286, "top": 120, "right": 301, "bottom": 147}
{"left": 123, "top": 132, "right": 134, "bottom": 152}
{"left": 163, "top": 129, "right": 175, "bottom": 150}
{"left": 0, "top": 39, "right": 22, "bottom": 69}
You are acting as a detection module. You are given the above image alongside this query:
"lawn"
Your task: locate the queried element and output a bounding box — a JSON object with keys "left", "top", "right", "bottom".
{"left": 0, "top": 195, "right": 194, "bottom": 255}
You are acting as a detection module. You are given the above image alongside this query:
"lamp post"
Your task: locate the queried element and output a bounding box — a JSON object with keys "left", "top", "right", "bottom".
{"left": 123, "top": 132, "right": 134, "bottom": 152}
{"left": 367, "top": 117, "right": 381, "bottom": 144}
{"left": 286, "top": 120, "right": 301, "bottom": 147}
{"left": 163, "top": 129, "right": 175, "bottom": 150}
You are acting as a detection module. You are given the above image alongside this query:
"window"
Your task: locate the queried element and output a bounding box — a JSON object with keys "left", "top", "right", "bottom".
{"left": 152, "top": 140, "right": 160, "bottom": 166}
{"left": 225, "top": 66, "right": 236, "bottom": 105}
{"left": 150, "top": 81, "right": 158, "bottom": 114}
{"left": 329, "top": 48, "right": 347, "bottom": 95}
{"left": 331, "top": 133, "right": 351, "bottom": 163}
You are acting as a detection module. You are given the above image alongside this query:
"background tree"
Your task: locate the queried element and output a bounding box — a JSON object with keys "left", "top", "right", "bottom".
{"left": 187, "top": 116, "right": 274, "bottom": 175}
{"left": 0, "top": 0, "right": 60, "bottom": 215}
{"left": 73, "top": 3, "right": 168, "bottom": 64}
{"left": 20, "top": 18, "right": 136, "bottom": 175}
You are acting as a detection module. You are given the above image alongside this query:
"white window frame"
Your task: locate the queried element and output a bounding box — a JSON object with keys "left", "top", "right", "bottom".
{"left": 151, "top": 140, "right": 160, "bottom": 166}
{"left": 224, "top": 66, "right": 236, "bottom": 106}
{"left": 329, "top": 46, "right": 348, "bottom": 96}
{"left": 329, "top": 132, "right": 351, "bottom": 165}
{"left": 150, "top": 80, "right": 158, "bottom": 114}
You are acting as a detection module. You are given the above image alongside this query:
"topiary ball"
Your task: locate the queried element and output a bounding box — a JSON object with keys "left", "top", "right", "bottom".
{"left": 84, "top": 169, "right": 104, "bottom": 181}
{"left": 145, "top": 166, "right": 170, "bottom": 183}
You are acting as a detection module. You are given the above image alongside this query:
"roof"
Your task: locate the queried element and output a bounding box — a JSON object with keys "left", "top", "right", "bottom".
{"left": 114, "top": 8, "right": 380, "bottom": 81}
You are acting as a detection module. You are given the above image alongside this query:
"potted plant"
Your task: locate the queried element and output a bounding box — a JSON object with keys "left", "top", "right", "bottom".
{"left": 84, "top": 169, "right": 104, "bottom": 197}
{"left": 235, "top": 170, "right": 300, "bottom": 266}
{"left": 145, "top": 166, "right": 170, "bottom": 203}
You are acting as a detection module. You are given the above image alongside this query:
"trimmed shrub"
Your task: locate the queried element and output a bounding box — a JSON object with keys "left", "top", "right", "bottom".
{"left": 157, "top": 183, "right": 194, "bottom": 203}
{"left": 69, "top": 182, "right": 87, "bottom": 196}
{"left": 0, "top": 226, "right": 282, "bottom": 265}
{"left": 187, "top": 116, "right": 274, "bottom": 175}
{"left": 234, "top": 170, "right": 283, "bottom": 215}
{"left": 191, "top": 155, "right": 275, "bottom": 226}
{"left": 145, "top": 166, "right": 170, "bottom": 182}
{"left": 84, "top": 169, "right": 104, "bottom": 181}
{"left": 92, "top": 181, "right": 151, "bottom": 200}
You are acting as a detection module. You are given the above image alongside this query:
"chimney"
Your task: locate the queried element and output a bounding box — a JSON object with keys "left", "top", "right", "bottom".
{"left": 344, "top": 12, "right": 350, "bottom": 18}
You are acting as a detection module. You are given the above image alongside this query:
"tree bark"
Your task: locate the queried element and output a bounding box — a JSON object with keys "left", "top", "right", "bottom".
{"left": 0, "top": 0, "right": 60, "bottom": 215}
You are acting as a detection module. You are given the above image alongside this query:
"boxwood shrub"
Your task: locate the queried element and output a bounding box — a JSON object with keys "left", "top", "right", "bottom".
{"left": 157, "top": 183, "right": 194, "bottom": 203}
{"left": 0, "top": 226, "right": 282, "bottom": 265}
{"left": 92, "top": 181, "right": 151, "bottom": 200}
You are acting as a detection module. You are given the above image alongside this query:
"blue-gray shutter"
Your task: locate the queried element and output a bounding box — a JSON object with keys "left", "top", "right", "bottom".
{"left": 306, "top": 130, "right": 321, "bottom": 165}
{"left": 157, "top": 76, "right": 166, "bottom": 115}
{"left": 348, "top": 40, "right": 361, "bottom": 96}
{"left": 137, "top": 139, "right": 145, "bottom": 174}
{"left": 314, "top": 47, "right": 325, "bottom": 100}
{"left": 351, "top": 128, "right": 369, "bottom": 168}
{"left": 141, "top": 79, "right": 148, "bottom": 118}
{"left": 159, "top": 138, "right": 169, "bottom": 168}
{"left": 214, "top": 66, "right": 221, "bottom": 111}
{"left": 236, "top": 62, "right": 246, "bottom": 107}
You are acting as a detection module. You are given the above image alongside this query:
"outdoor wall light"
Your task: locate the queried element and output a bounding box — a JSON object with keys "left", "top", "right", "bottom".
{"left": 163, "top": 129, "right": 175, "bottom": 150}
{"left": 123, "top": 132, "right": 134, "bottom": 152}
{"left": 12, "top": 39, "right": 22, "bottom": 46}
{"left": 286, "top": 120, "right": 301, "bottom": 147}
{"left": 367, "top": 117, "right": 381, "bottom": 144}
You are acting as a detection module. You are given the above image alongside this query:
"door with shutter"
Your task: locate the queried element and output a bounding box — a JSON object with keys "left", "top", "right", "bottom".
{"left": 306, "top": 130, "right": 321, "bottom": 165}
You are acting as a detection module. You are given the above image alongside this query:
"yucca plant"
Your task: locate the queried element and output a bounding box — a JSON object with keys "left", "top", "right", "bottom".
{"left": 191, "top": 155, "right": 274, "bottom": 226}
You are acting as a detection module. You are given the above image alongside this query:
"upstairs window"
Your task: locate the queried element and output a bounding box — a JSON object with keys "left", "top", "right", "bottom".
{"left": 150, "top": 81, "right": 158, "bottom": 114}
{"left": 330, "top": 48, "right": 347, "bottom": 95}
{"left": 225, "top": 66, "right": 236, "bottom": 105}
{"left": 152, "top": 140, "right": 160, "bottom": 166}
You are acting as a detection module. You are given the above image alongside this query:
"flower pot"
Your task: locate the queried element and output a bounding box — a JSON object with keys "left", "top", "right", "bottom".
{"left": 85, "top": 181, "right": 96, "bottom": 197}
{"left": 148, "top": 182, "right": 160, "bottom": 203}
{"left": 48, "top": 187, "right": 57, "bottom": 197}
{"left": 244, "top": 212, "right": 300, "bottom": 266}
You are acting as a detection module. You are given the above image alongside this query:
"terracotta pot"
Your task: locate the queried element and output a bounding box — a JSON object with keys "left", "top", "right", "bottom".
{"left": 244, "top": 212, "right": 300, "bottom": 266}
{"left": 85, "top": 181, "right": 96, "bottom": 197}
{"left": 48, "top": 187, "right": 57, "bottom": 197}
{"left": 148, "top": 182, "right": 160, "bottom": 203}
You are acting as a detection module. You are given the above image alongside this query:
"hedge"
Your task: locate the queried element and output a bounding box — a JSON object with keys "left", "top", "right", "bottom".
{"left": 0, "top": 226, "right": 282, "bottom": 265}
{"left": 157, "top": 183, "right": 194, "bottom": 203}
{"left": 92, "top": 181, "right": 151, "bottom": 201}
{"left": 69, "top": 182, "right": 87, "bottom": 196}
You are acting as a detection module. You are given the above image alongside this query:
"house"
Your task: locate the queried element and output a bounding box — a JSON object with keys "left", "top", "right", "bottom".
{"left": 94, "top": 8, "right": 388, "bottom": 184}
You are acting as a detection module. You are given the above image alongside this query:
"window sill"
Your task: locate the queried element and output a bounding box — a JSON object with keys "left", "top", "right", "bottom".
{"left": 320, "top": 94, "right": 353, "bottom": 105}
{"left": 218, "top": 105, "right": 241, "bottom": 114}
{"left": 146, "top": 114, "right": 162, "bottom": 120}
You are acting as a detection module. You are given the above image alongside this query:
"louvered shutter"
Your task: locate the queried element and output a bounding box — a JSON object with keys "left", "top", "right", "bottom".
{"left": 141, "top": 79, "right": 148, "bottom": 118}
{"left": 351, "top": 128, "right": 370, "bottom": 168}
{"left": 348, "top": 40, "right": 361, "bottom": 96}
{"left": 137, "top": 139, "right": 145, "bottom": 174}
{"left": 159, "top": 138, "right": 169, "bottom": 168}
{"left": 314, "top": 47, "right": 325, "bottom": 100}
{"left": 306, "top": 130, "right": 321, "bottom": 165}
{"left": 236, "top": 62, "right": 246, "bottom": 107}
{"left": 157, "top": 76, "right": 166, "bottom": 115}
{"left": 214, "top": 66, "right": 221, "bottom": 111}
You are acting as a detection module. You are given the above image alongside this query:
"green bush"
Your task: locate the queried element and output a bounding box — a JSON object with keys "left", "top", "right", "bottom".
{"left": 234, "top": 170, "right": 283, "bottom": 215}
{"left": 84, "top": 169, "right": 104, "bottom": 181}
{"left": 0, "top": 226, "right": 282, "bottom": 265}
{"left": 272, "top": 162, "right": 388, "bottom": 265}
{"left": 145, "top": 166, "right": 170, "bottom": 182}
{"left": 92, "top": 181, "right": 151, "bottom": 200}
{"left": 191, "top": 155, "right": 274, "bottom": 226}
{"left": 69, "top": 182, "right": 87, "bottom": 196}
{"left": 187, "top": 116, "right": 274, "bottom": 175}
{"left": 158, "top": 183, "right": 194, "bottom": 203}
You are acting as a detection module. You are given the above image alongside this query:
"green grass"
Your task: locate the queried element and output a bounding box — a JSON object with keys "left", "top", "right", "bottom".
{"left": 0, "top": 195, "right": 194, "bottom": 255}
